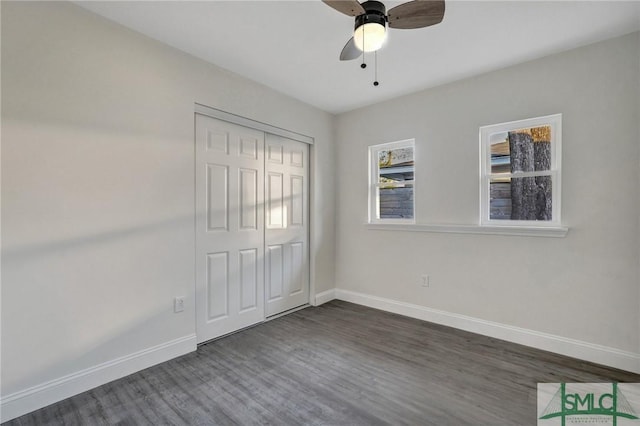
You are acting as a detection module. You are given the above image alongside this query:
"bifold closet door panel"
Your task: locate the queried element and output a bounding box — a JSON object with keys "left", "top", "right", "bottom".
{"left": 265, "top": 134, "right": 310, "bottom": 317}
{"left": 195, "top": 114, "right": 265, "bottom": 343}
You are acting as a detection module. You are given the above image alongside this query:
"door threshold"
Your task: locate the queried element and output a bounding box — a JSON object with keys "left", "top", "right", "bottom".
{"left": 265, "top": 304, "right": 310, "bottom": 321}
{"left": 197, "top": 322, "right": 264, "bottom": 347}
{"left": 198, "top": 304, "right": 311, "bottom": 346}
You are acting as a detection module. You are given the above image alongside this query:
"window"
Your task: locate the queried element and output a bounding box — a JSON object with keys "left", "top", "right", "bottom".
{"left": 369, "top": 139, "right": 415, "bottom": 223}
{"left": 480, "top": 114, "right": 562, "bottom": 227}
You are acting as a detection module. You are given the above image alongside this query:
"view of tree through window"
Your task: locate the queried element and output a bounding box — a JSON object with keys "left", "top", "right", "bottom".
{"left": 489, "top": 125, "right": 552, "bottom": 221}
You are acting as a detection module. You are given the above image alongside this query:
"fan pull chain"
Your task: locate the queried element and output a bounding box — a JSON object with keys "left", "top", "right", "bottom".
{"left": 373, "top": 51, "right": 379, "bottom": 86}
{"left": 361, "top": 26, "right": 367, "bottom": 69}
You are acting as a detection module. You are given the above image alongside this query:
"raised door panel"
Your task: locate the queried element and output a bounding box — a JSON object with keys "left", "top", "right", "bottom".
{"left": 239, "top": 136, "right": 258, "bottom": 159}
{"left": 267, "top": 172, "right": 284, "bottom": 229}
{"left": 290, "top": 148, "right": 304, "bottom": 167}
{"left": 207, "top": 130, "right": 229, "bottom": 154}
{"left": 289, "top": 242, "right": 304, "bottom": 296}
{"left": 267, "top": 244, "right": 284, "bottom": 301}
{"left": 206, "top": 164, "right": 228, "bottom": 232}
{"left": 290, "top": 175, "right": 304, "bottom": 227}
{"left": 267, "top": 143, "right": 283, "bottom": 164}
{"left": 207, "top": 252, "right": 228, "bottom": 320}
{"left": 239, "top": 249, "right": 258, "bottom": 312}
{"left": 239, "top": 168, "right": 258, "bottom": 230}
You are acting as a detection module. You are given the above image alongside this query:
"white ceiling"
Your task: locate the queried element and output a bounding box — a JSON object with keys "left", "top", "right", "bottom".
{"left": 75, "top": 1, "right": 640, "bottom": 114}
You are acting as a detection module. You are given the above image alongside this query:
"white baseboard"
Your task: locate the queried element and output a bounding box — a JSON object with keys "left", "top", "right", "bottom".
{"left": 314, "top": 289, "right": 336, "bottom": 306}
{"left": 334, "top": 289, "right": 640, "bottom": 375}
{"left": 1, "top": 334, "right": 197, "bottom": 423}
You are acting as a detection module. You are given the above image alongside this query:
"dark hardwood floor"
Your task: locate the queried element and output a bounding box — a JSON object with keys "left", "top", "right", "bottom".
{"left": 5, "top": 300, "right": 639, "bottom": 425}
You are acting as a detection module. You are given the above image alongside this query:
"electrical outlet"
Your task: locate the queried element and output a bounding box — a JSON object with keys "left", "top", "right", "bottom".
{"left": 421, "top": 275, "right": 430, "bottom": 288}
{"left": 174, "top": 297, "right": 185, "bottom": 313}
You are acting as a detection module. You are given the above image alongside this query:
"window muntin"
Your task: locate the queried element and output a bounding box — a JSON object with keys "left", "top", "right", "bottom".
{"left": 369, "top": 140, "right": 415, "bottom": 223}
{"left": 480, "top": 114, "right": 561, "bottom": 227}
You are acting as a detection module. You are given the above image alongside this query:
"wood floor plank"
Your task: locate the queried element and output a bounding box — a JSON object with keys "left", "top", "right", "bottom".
{"left": 4, "top": 300, "right": 639, "bottom": 425}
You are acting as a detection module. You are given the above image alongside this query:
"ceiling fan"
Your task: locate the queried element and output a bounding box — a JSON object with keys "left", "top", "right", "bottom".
{"left": 323, "top": 0, "right": 445, "bottom": 61}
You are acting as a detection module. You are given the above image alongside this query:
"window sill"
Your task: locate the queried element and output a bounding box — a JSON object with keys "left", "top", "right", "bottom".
{"left": 365, "top": 223, "right": 568, "bottom": 238}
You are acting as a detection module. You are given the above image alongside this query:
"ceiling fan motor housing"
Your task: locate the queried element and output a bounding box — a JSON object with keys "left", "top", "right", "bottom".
{"left": 354, "top": 0, "right": 387, "bottom": 31}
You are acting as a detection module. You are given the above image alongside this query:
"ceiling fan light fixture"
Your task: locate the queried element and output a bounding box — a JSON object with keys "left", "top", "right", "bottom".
{"left": 354, "top": 21, "right": 386, "bottom": 52}
{"left": 323, "top": 0, "right": 446, "bottom": 68}
{"left": 353, "top": 1, "right": 387, "bottom": 53}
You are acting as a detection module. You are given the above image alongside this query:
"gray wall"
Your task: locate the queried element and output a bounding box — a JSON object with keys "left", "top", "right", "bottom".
{"left": 335, "top": 32, "right": 640, "bottom": 355}
{"left": 1, "top": 1, "right": 335, "bottom": 396}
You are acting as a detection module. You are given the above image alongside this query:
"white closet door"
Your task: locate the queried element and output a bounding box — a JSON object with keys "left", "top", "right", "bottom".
{"left": 195, "top": 114, "right": 265, "bottom": 343}
{"left": 265, "top": 134, "right": 310, "bottom": 316}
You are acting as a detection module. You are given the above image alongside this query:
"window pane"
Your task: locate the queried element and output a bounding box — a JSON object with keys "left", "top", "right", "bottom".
{"left": 490, "top": 132, "right": 510, "bottom": 174}
{"left": 491, "top": 125, "right": 551, "bottom": 174}
{"left": 489, "top": 176, "right": 552, "bottom": 221}
{"left": 379, "top": 184, "right": 414, "bottom": 219}
{"left": 370, "top": 140, "right": 415, "bottom": 223}
{"left": 378, "top": 147, "right": 414, "bottom": 183}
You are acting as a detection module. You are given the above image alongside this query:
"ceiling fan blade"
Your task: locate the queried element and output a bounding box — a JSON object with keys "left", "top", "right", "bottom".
{"left": 322, "top": 0, "right": 365, "bottom": 17}
{"left": 340, "top": 37, "right": 362, "bottom": 61}
{"left": 388, "top": 0, "right": 445, "bottom": 29}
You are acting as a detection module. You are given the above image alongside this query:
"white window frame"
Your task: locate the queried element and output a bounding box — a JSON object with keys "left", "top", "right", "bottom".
{"left": 479, "top": 114, "right": 562, "bottom": 228}
{"left": 368, "top": 139, "right": 416, "bottom": 224}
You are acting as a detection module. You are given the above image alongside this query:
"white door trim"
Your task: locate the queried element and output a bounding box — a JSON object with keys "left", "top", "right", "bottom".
{"left": 195, "top": 104, "right": 314, "bottom": 145}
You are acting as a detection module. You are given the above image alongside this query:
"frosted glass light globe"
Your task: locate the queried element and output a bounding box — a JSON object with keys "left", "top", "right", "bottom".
{"left": 354, "top": 22, "right": 386, "bottom": 52}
